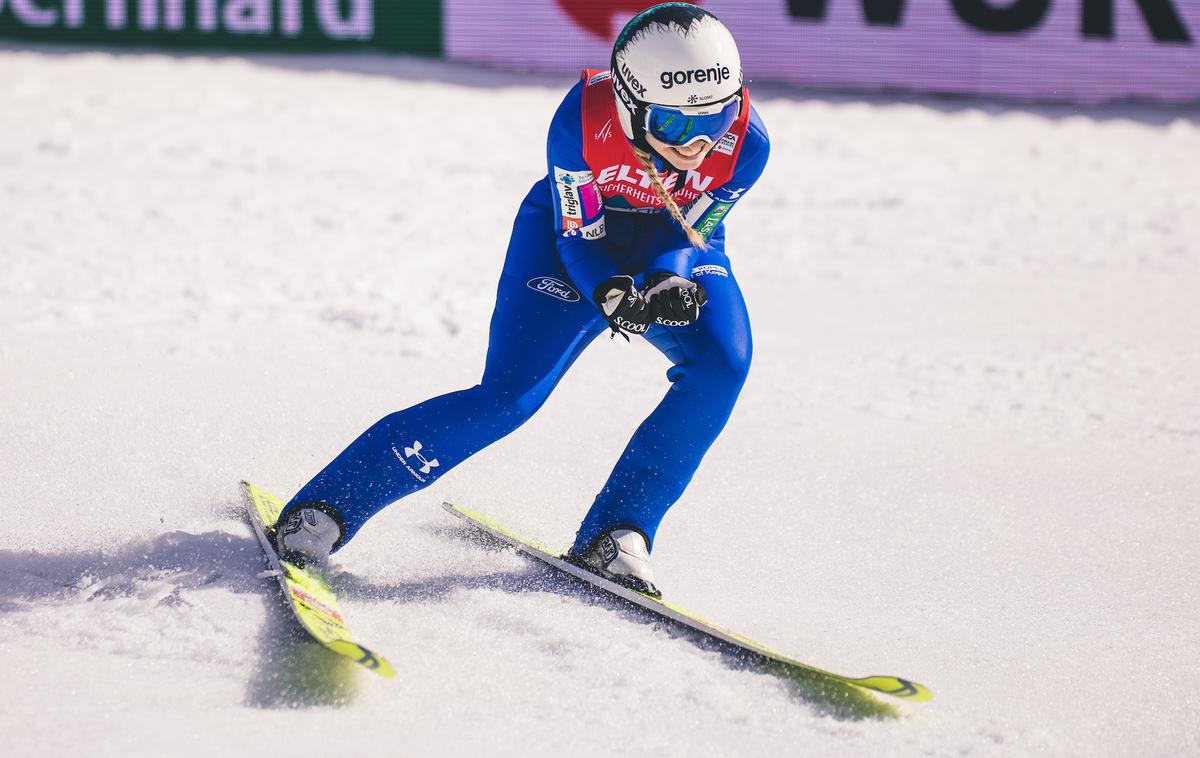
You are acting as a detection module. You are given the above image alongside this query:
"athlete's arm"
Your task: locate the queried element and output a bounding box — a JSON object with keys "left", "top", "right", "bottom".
{"left": 647, "top": 105, "right": 771, "bottom": 278}
{"left": 546, "top": 82, "right": 619, "bottom": 301}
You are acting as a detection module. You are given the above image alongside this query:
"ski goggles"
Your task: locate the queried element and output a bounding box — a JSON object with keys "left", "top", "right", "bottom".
{"left": 644, "top": 96, "right": 741, "bottom": 148}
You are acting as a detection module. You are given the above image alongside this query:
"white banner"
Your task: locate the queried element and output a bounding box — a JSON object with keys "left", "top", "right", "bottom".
{"left": 445, "top": 0, "right": 1200, "bottom": 104}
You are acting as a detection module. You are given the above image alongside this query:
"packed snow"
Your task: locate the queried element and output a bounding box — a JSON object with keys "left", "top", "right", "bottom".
{"left": 1, "top": 47, "right": 1198, "bottom": 756}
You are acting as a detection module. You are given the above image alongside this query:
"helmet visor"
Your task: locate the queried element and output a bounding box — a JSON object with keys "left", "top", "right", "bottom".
{"left": 644, "top": 96, "right": 740, "bottom": 148}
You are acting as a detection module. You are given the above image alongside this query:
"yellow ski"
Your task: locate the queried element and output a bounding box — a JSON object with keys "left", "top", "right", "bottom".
{"left": 243, "top": 481, "right": 395, "bottom": 678}
{"left": 444, "top": 501, "right": 931, "bottom": 717}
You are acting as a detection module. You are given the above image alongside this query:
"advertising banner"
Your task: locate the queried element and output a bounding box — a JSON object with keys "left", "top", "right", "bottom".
{"left": 445, "top": 0, "right": 1200, "bottom": 104}
{"left": 0, "top": 0, "right": 441, "bottom": 54}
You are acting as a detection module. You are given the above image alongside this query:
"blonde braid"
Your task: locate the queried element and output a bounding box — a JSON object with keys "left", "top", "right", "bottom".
{"left": 634, "top": 150, "right": 707, "bottom": 250}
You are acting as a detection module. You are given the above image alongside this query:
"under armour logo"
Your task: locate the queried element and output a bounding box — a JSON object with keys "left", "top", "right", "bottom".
{"left": 403, "top": 440, "right": 440, "bottom": 474}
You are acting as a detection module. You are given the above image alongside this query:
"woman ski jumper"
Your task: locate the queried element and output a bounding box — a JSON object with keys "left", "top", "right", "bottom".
{"left": 275, "top": 3, "right": 770, "bottom": 598}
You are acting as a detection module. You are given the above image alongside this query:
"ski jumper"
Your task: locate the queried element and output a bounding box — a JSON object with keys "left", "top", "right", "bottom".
{"left": 280, "top": 70, "right": 771, "bottom": 553}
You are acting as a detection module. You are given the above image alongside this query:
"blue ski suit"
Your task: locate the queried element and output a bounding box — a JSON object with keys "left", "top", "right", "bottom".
{"left": 280, "top": 76, "right": 770, "bottom": 554}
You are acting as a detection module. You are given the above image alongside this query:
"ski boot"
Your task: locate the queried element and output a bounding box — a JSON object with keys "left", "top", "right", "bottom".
{"left": 570, "top": 527, "right": 661, "bottom": 598}
{"left": 275, "top": 506, "right": 340, "bottom": 571}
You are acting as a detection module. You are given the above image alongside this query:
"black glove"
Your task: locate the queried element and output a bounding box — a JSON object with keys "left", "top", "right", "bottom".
{"left": 643, "top": 272, "right": 708, "bottom": 327}
{"left": 593, "top": 275, "right": 651, "bottom": 339}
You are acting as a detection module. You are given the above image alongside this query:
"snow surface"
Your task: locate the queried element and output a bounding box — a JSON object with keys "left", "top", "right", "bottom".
{"left": 2, "top": 47, "right": 1198, "bottom": 757}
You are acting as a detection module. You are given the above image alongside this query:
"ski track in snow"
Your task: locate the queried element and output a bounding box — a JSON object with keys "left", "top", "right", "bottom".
{"left": 1, "top": 48, "right": 1198, "bottom": 757}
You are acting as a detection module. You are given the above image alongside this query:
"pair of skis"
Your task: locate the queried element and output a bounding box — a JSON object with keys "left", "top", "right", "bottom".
{"left": 243, "top": 482, "right": 932, "bottom": 711}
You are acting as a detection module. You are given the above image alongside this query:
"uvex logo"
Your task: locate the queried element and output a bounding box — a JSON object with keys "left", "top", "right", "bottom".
{"left": 527, "top": 277, "right": 581, "bottom": 303}
{"left": 619, "top": 60, "right": 648, "bottom": 97}
{"left": 661, "top": 65, "right": 731, "bottom": 90}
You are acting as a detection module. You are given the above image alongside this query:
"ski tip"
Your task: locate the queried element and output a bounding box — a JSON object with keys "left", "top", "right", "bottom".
{"left": 851, "top": 675, "right": 934, "bottom": 702}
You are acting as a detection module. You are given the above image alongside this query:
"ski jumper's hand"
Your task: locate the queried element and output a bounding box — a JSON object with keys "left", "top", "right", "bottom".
{"left": 594, "top": 275, "right": 652, "bottom": 339}
{"left": 643, "top": 272, "right": 708, "bottom": 327}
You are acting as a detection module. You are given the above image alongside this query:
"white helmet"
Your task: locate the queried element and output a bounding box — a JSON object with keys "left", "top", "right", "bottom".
{"left": 611, "top": 3, "right": 744, "bottom": 156}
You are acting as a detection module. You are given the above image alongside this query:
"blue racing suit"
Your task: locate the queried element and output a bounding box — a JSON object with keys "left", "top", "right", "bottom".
{"left": 280, "top": 79, "right": 770, "bottom": 554}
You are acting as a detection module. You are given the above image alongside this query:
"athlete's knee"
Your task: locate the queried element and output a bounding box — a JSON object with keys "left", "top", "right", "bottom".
{"left": 677, "top": 340, "right": 752, "bottom": 397}
{"left": 474, "top": 380, "right": 546, "bottom": 431}
{"left": 724, "top": 339, "right": 753, "bottom": 389}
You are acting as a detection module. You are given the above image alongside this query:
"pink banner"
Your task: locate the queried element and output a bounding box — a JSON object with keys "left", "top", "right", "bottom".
{"left": 445, "top": 0, "right": 1200, "bottom": 104}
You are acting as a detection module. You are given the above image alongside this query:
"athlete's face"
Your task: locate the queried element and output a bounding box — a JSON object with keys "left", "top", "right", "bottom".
{"left": 645, "top": 133, "right": 713, "bottom": 171}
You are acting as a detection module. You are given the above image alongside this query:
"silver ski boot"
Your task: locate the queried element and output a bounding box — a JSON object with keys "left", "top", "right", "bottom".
{"left": 275, "top": 506, "right": 340, "bottom": 571}
{"left": 573, "top": 527, "right": 661, "bottom": 598}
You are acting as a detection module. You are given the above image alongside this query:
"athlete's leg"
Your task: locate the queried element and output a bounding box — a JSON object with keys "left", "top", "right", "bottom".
{"left": 571, "top": 247, "right": 752, "bottom": 553}
{"left": 282, "top": 184, "right": 606, "bottom": 547}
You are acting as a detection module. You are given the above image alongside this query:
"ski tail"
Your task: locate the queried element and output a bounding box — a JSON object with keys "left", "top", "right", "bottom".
{"left": 847, "top": 675, "right": 933, "bottom": 702}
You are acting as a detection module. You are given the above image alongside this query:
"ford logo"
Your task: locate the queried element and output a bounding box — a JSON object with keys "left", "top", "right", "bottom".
{"left": 526, "top": 276, "right": 581, "bottom": 303}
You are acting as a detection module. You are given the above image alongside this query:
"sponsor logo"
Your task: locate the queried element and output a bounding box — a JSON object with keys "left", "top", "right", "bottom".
{"left": 279, "top": 511, "right": 303, "bottom": 538}
{"left": 595, "top": 118, "right": 614, "bottom": 143}
{"left": 612, "top": 74, "right": 637, "bottom": 110}
{"left": 555, "top": 168, "right": 592, "bottom": 184}
{"left": 596, "top": 164, "right": 714, "bottom": 194}
{"left": 580, "top": 180, "right": 604, "bottom": 219}
{"left": 656, "top": 318, "right": 690, "bottom": 327}
{"left": 555, "top": 167, "right": 593, "bottom": 224}
{"left": 290, "top": 587, "right": 345, "bottom": 624}
{"left": 619, "top": 60, "right": 649, "bottom": 98}
{"left": 560, "top": 187, "right": 580, "bottom": 219}
{"left": 614, "top": 316, "right": 648, "bottom": 334}
{"left": 697, "top": 201, "right": 733, "bottom": 237}
{"left": 786, "top": 0, "right": 1190, "bottom": 43}
{"left": 555, "top": 0, "right": 696, "bottom": 39}
{"left": 600, "top": 535, "right": 619, "bottom": 564}
{"left": 581, "top": 218, "right": 606, "bottom": 240}
{"left": 713, "top": 132, "right": 739, "bottom": 156}
{"left": 0, "top": 0, "right": 375, "bottom": 39}
{"left": 562, "top": 228, "right": 581, "bottom": 238}
{"left": 608, "top": 206, "right": 661, "bottom": 215}
{"left": 691, "top": 264, "right": 729, "bottom": 278}
{"left": 392, "top": 441, "right": 439, "bottom": 483}
{"left": 588, "top": 71, "right": 612, "bottom": 85}
{"left": 527, "top": 276, "right": 581, "bottom": 303}
{"left": 660, "top": 65, "right": 732, "bottom": 90}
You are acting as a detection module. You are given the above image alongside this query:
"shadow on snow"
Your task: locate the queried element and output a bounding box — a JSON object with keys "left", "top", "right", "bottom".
{"left": 348, "top": 521, "right": 904, "bottom": 721}
{"left": 0, "top": 519, "right": 900, "bottom": 719}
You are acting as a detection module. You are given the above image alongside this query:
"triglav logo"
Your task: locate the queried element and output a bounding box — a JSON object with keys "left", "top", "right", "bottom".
{"left": 393, "top": 440, "right": 439, "bottom": 482}
{"left": 527, "top": 277, "right": 581, "bottom": 303}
